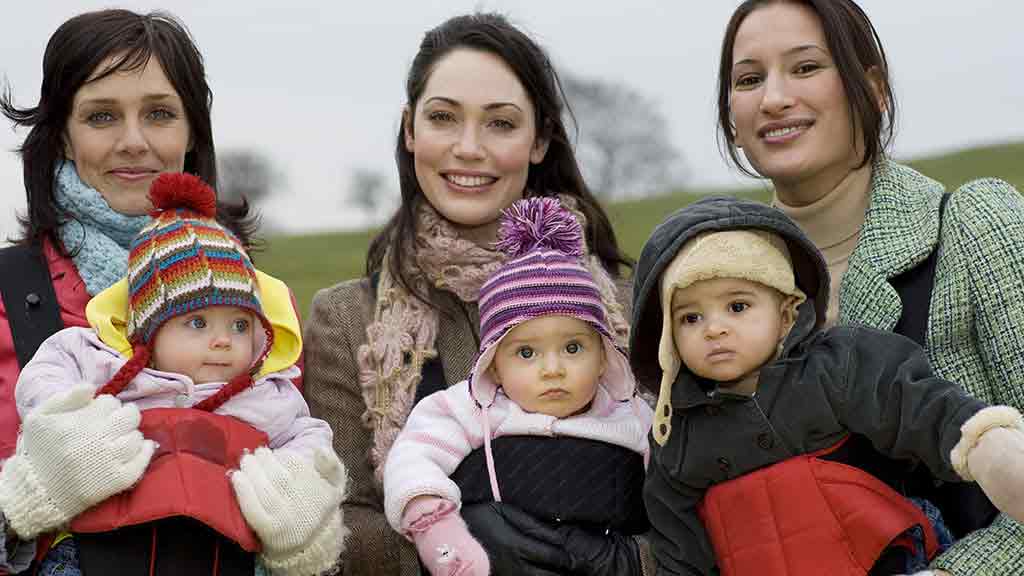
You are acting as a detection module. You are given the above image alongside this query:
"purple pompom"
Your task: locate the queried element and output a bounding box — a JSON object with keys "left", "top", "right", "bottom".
{"left": 495, "top": 197, "right": 584, "bottom": 258}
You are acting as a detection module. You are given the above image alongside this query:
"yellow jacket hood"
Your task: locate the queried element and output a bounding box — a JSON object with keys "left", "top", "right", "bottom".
{"left": 86, "top": 270, "right": 302, "bottom": 377}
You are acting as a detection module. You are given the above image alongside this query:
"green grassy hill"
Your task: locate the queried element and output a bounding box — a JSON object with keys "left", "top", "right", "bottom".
{"left": 259, "top": 141, "right": 1024, "bottom": 318}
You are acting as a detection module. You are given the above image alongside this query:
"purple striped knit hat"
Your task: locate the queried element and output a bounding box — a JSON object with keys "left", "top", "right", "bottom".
{"left": 478, "top": 197, "right": 613, "bottom": 353}
{"left": 468, "top": 197, "right": 634, "bottom": 408}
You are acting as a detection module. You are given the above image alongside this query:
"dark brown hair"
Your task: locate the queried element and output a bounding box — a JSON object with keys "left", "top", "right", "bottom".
{"left": 1, "top": 9, "right": 258, "bottom": 249}
{"left": 367, "top": 12, "right": 631, "bottom": 307}
{"left": 716, "top": 0, "right": 896, "bottom": 177}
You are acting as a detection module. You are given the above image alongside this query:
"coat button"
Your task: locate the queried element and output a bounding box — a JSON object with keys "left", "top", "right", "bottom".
{"left": 757, "top": 433, "right": 773, "bottom": 450}
{"left": 174, "top": 394, "right": 190, "bottom": 408}
{"left": 717, "top": 457, "right": 730, "bottom": 473}
{"left": 705, "top": 405, "right": 720, "bottom": 417}
{"left": 25, "top": 293, "right": 41, "bottom": 307}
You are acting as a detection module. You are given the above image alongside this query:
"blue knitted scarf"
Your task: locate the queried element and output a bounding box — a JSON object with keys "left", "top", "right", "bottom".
{"left": 54, "top": 162, "right": 150, "bottom": 296}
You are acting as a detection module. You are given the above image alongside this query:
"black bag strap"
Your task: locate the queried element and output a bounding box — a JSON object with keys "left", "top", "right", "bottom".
{"left": 0, "top": 243, "right": 64, "bottom": 368}
{"left": 889, "top": 193, "right": 999, "bottom": 537}
{"left": 891, "top": 192, "right": 951, "bottom": 347}
{"left": 369, "top": 270, "right": 447, "bottom": 406}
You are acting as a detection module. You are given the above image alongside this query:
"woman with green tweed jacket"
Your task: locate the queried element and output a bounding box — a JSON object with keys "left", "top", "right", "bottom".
{"left": 715, "top": 1, "right": 1024, "bottom": 575}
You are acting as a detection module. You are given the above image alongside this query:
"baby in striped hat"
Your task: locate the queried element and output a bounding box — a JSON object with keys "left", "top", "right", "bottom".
{"left": 384, "top": 197, "right": 653, "bottom": 576}
{"left": 1, "top": 174, "right": 346, "bottom": 576}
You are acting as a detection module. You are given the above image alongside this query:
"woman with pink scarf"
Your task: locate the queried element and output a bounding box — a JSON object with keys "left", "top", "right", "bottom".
{"left": 302, "top": 12, "right": 641, "bottom": 576}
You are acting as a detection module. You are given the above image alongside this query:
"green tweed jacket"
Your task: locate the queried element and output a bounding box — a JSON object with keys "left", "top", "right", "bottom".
{"left": 839, "top": 160, "right": 1024, "bottom": 574}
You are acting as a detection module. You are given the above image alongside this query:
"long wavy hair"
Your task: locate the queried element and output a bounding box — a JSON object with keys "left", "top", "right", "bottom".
{"left": 1, "top": 9, "right": 258, "bottom": 250}
{"left": 716, "top": 0, "right": 896, "bottom": 177}
{"left": 366, "top": 12, "right": 631, "bottom": 308}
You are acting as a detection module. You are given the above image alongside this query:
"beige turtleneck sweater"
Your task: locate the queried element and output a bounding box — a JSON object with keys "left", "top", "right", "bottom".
{"left": 774, "top": 172, "right": 872, "bottom": 328}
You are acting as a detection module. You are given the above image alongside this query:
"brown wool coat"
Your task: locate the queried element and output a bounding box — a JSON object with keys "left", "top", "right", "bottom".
{"left": 303, "top": 273, "right": 637, "bottom": 575}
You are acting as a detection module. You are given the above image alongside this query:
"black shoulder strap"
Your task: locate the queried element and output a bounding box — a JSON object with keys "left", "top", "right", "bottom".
{"left": 368, "top": 270, "right": 447, "bottom": 405}
{"left": 890, "top": 193, "right": 999, "bottom": 536}
{"left": 0, "top": 243, "right": 64, "bottom": 368}
{"left": 891, "top": 193, "right": 952, "bottom": 346}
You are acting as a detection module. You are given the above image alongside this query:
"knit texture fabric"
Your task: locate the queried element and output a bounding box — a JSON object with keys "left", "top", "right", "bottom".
{"left": 403, "top": 497, "right": 490, "bottom": 576}
{"left": 0, "top": 387, "right": 155, "bottom": 539}
{"left": 232, "top": 447, "right": 348, "bottom": 576}
{"left": 54, "top": 161, "right": 150, "bottom": 296}
{"left": 832, "top": 160, "right": 1024, "bottom": 575}
{"left": 126, "top": 173, "right": 262, "bottom": 345}
{"left": 356, "top": 194, "right": 630, "bottom": 485}
{"left": 478, "top": 197, "right": 613, "bottom": 353}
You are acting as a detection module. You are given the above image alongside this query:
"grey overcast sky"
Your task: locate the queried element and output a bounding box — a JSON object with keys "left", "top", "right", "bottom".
{"left": 2, "top": 1, "right": 1022, "bottom": 238}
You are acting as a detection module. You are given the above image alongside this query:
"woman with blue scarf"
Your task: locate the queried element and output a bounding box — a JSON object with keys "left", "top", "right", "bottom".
{"left": 0, "top": 9, "right": 264, "bottom": 576}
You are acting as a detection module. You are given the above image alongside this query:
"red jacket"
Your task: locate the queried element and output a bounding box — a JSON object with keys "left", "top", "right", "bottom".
{"left": 0, "top": 239, "right": 89, "bottom": 459}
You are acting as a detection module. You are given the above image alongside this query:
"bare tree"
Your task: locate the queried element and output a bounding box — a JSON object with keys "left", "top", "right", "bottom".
{"left": 348, "top": 168, "right": 392, "bottom": 223}
{"left": 217, "top": 149, "right": 282, "bottom": 204}
{"left": 561, "top": 73, "right": 685, "bottom": 198}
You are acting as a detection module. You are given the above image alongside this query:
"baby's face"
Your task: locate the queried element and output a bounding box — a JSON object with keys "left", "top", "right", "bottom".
{"left": 151, "top": 306, "right": 256, "bottom": 384}
{"left": 490, "top": 315, "right": 606, "bottom": 418}
{"left": 670, "top": 277, "right": 794, "bottom": 386}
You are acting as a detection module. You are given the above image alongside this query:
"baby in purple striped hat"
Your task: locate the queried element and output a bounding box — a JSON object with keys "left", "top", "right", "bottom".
{"left": 384, "top": 197, "right": 653, "bottom": 576}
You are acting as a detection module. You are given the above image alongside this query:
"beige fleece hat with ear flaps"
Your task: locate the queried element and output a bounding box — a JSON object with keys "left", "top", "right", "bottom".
{"left": 652, "top": 229, "right": 807, "bottom": 446}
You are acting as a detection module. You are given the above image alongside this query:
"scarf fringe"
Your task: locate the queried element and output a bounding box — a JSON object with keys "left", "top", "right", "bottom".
{"left": 356, "top": 195, "right": 628, "bottom": 484}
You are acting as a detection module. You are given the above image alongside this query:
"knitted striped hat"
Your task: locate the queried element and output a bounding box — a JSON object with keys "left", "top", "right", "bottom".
{"left": 478, "top": 197, "right": 613, "bottom": 353}
{"left": 126, "top": 173, "right": 264, "bottom": 345}
{"left": 468, "top": 197, "right": 633, "bottom": 408}
{"left": 468, "top": 197, "right": 631, "bottom": 406}
{"left": 96, "top": 173, "right": 269, "bottom": 412}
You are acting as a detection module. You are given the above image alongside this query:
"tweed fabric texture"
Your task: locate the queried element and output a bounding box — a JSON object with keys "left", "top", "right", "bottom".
{"left": 834, "top": 160, "right": 1024, "bottom": 574}
{"left": 126, "top": 179, "right": 262, "bottom": 346}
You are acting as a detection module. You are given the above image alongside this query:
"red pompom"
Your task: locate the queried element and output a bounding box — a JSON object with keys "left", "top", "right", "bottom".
{"left": 148, "top": 173, "right": 217, "bottom": 217}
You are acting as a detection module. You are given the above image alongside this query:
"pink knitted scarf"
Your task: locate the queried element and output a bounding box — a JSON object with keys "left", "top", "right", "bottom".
{"left": 357, "top": 196, "right": 629, "bottom": 483}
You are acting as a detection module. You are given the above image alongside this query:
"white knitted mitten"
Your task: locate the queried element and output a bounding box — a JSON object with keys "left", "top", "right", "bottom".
{"left": 231, "top": 447, "right": 348, "bottom": 576}
{"left": 0, "top": 386, "right": 155, "bottom": 538}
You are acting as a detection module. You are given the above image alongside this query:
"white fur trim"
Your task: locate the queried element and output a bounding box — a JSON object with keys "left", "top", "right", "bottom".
{"left": 950, "top": 406, "right": 1024, "bottom": 480}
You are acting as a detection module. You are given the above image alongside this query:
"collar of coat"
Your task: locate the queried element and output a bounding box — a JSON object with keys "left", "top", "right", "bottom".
{"left": 838, "top": 159, "right": 947, "bottom": 332}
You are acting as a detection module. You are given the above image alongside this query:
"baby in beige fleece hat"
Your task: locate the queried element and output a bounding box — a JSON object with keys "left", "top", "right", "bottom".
{"left": 630, "top": 196, "right": 1024, "bottom": 575}
{"left": 652, "top": 229, "right": 806, "bottom": 444}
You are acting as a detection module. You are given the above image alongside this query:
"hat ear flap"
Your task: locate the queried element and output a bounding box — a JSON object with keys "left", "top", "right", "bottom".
{"left": 653, "top": 283, "right": 681, "bottom": 446}
{"left": 652, "top": 358, "right": 677, "bottom": 447}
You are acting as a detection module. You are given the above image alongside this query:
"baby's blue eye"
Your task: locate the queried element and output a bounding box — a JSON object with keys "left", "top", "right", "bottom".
{"left": 187, "top": 316, "right": 206, "bottom": 329}
{"left": 233, "top": 318, "right": 250, "bottom": 334}
{"left": 682, "top": 313, "right": 701, "bottom": 325}
{"left": 516, "top": 346, "right": 534, "bottom": 360}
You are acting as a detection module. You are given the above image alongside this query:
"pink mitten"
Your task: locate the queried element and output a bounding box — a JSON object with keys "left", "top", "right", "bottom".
{"left": 402, "top": 497, "right": 490, "bottom": 576}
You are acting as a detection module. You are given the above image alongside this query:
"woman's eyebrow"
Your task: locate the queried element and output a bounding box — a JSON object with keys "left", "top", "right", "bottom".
{"left": 733, "top": 44, "right": 827, "bottom": 68}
